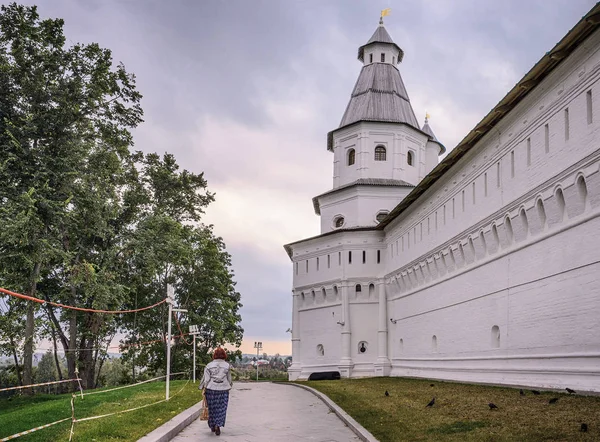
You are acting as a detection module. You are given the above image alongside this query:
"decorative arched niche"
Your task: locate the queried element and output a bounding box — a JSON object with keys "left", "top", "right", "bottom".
{"left": 368, "top": 283, "right": 375, "bottom": 298}
{"left": 358, "top": 341, "right": 368, "bottom": 354}
{"left": 316, "top": 344, "right": 325, "bottom": 357}
{"left": 491, "top": 325, "right": 500, "bottom": 348}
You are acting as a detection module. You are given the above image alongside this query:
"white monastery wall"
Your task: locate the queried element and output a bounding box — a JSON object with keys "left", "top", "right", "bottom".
{"left": 384, "top": 30, "right": 600, "bottom": 272}
{"left": 383, "top": 28, "right": 600, "bottom": 390}
{"left": 349, "top": 303, "right": 379, "bottom": 376}
{"left": 298, "top": 304, "right": 342, "bottom": 372}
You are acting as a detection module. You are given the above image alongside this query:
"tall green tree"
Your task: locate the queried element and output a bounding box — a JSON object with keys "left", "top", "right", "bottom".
{"left": 119, "top": 153, "right": 242, "bottom": 376}
{"left": 0, "top": 2, "right": 141, "bottom": 388}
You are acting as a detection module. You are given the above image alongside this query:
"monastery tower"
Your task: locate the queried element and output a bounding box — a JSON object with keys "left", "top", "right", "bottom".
{"left": 315, "top": 17, "right": 445, "bottom": 233}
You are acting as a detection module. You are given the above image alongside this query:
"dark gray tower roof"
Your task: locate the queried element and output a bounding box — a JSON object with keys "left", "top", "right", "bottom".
{"left": 421, "top": 116, "right": 446, "bottom": 153}
{"left": 338, "top": 63, "right": 419, "bottom": 129}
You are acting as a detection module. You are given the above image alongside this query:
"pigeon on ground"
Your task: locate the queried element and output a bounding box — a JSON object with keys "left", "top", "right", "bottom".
{"left": 531, "top": 390, "right": 541, "bottom": 395}
{"left": 549, "top": 397, "right": 559, "bottom": 404}
{"left": 385, "top": 390, "right": 389, "bottom": 397}
{"left": 580, "top": 423, "right": 588, "bottom": 432}
{"left": 566, "top": 388, "right": 576, "bottom": 394}
{"left": 520, "top": 389, "right": 525, "bottom": 396}
{"left": 430, "top": 384, "right": 434, "bottom": 387}
{"left": 426, "top": 397, "right": 435, "bottom": 407}
{"left": 488, "top": 402, "right": 499, "bottom": 410}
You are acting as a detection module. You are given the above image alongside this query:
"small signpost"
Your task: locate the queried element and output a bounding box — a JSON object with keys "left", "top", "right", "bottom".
{"left": 189, "top": 324, "right": 200, "bottom": 383}
{"left": 254, "top": 341, "right": 263, "bottom": 382}
{"left": 166, "top": 284, "right": 188, "bottom": 400}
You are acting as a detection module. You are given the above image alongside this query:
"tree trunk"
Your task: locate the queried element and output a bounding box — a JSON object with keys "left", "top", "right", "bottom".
{"left": 50, "top": 326, "right": 63, "bottom": 382}
{"left": 94, "top": 335, "right": 113, "bottom": 388}
{"left": 22, "top": 262, "right": 41, "bottom": 395}
{"left": 9, "top": 337, "right": 23, "bottom": 386}
{"left": 68, "top": 300, "right": 77, "bottom": 390}
{"left": 44, "top": 303, "right": 74, "bottom": 392}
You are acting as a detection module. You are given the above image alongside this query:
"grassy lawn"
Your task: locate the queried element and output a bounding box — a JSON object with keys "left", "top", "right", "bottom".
{"left": 305, "top": 377, "right": 600, "bottom": 442}
{"left": 0, "top": 380, "right": 202, "bottom": 441}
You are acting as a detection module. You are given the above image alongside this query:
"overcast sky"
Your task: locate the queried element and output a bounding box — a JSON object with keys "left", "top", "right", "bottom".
{"left": 25, "top": 0, "right": 596, "bottom": 355}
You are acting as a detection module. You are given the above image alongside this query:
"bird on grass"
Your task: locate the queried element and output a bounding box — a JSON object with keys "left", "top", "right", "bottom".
{"left": 549, "top": 397, "right": 559, "bottom": 404}
{"left": 430, "top": 384, "right": 434, "bottom": 387}
{"left": 580, "top": 423, "right": 588, "bottom": 432}
{"left": 519, "top": 389, "right": 525, "bottom": 396}
{"left": 531, "top": 390, "right": 541, "bottom": 395}
{"left": 488, "top": 402, "right": 499, "bottom": 410}
{"left": 385, "top": 390, "right": 389, "bottom": 397}
{"left": 426, "top": 397, "right": 435, "bottom": 408}
{"left": 566, "top": 388, "right": 576, "bottom": 394}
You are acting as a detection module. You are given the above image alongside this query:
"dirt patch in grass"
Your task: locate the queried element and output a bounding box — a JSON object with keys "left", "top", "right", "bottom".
{"left": 304, "top": 377, "right": 600, "bottom": 441}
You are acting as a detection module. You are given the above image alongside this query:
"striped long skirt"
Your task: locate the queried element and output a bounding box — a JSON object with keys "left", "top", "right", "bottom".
{"left": 205, "top": 389, "right": 229, "bottom": 429}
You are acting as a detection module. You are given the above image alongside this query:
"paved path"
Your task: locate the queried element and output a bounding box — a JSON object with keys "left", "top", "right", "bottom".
{"left": 172, "top": 382, "right": 361, "bottom": 441}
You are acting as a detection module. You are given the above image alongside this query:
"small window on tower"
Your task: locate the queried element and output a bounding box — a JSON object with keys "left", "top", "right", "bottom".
{"left": 374, "top": 145, "right": 386, "bottom": 161}
{"left": 392, "top": 56, "right": 395, "bottom": 64}
{"left": 369, "top": 53, "right": 373, "bottom": 63}
{"left": 334, "top": 216, "right": 345, "bottom": 228}
{"left": 407, "top": 150, "right": 414, "bottom": 166}
{"left": 347, "top": 148, "right": 355, "bottom": 166}
{"left": 381, "top": 53, "right": 385, "bottom": 62}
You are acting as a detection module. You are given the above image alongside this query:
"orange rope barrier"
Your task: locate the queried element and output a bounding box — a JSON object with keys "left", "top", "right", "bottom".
{"left": 0, "top": 287, "right": 166, "bottom": 313}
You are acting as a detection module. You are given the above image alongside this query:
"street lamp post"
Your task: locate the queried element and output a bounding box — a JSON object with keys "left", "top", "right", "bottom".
{"left": 189, "top": 324, "right": 200, "bottom": 382}
{"left": 166, "top": 284, "right": 188, "bottom": 400}
{"left": 254, "top": 341, "right": 262, "bottom": 382}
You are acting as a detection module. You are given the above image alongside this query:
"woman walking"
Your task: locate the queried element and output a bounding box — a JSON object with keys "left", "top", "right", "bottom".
{"left": 199, "top": 347, "right": 233, "bottom": 436}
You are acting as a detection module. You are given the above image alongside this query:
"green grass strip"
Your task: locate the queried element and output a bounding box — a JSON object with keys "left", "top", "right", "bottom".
{"left": 0, "top": 380, "right": 202, "bottom": 442}
{"left": 304, "top": 377, "right": 600, "bottom": 442}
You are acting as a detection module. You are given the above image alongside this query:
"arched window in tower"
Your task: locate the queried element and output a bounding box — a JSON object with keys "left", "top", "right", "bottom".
{"left": 347, "top": 148, "right": 356, "bottom": 166}
{"left": 374, "top": 145, "right": 387, "bottom": 161}
{"left": 407, "top": 150, "right": 415, "bottom": 166}
{"left": 369, "top": 53, "right": 373, "bottom": 63}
